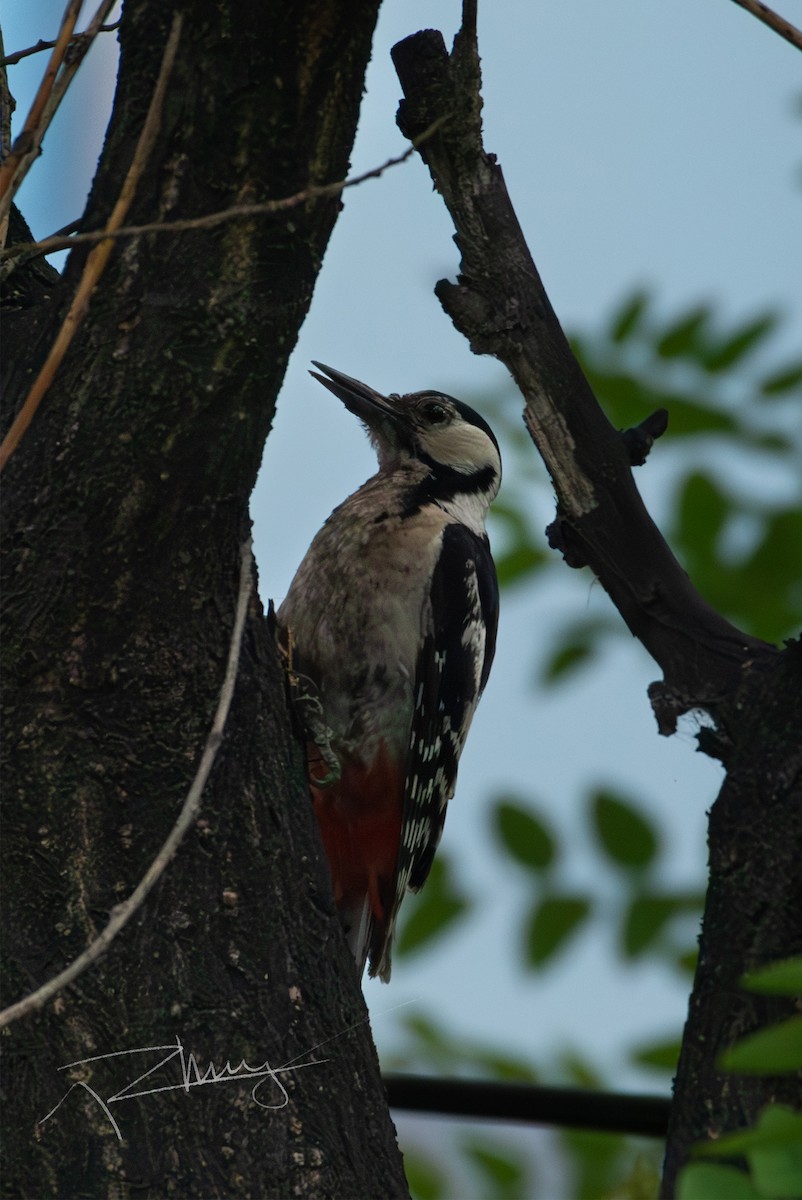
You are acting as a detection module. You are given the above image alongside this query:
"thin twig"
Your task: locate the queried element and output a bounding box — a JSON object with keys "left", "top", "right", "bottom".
{"left": 0, "top": 115, "right": 450, "bottom": 271}
{"left": 0, "top": 13, "right": 183, "bottom": 474}
{"left": 0, "top": 24, "right": 121, "bottom": 69}
{"left": 0, "top": 538, "right": 254, "bottom": 1029}
{"left": 0, "top": 0, "right": 82, "bottom": 228}
{"left": 0, "top": 0, "right": 119, "bottom": 234}
{"left": 728, "top": 0, "right": 802, "bottom": 51}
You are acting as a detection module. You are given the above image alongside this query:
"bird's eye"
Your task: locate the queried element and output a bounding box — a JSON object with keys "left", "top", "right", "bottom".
{"left": 424, "top": 402, "right": 448, "bottom": 423}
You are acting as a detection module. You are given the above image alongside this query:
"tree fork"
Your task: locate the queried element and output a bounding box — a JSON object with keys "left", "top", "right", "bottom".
{"left": 391, "top": 12, "right": 801, "bottom": 1195}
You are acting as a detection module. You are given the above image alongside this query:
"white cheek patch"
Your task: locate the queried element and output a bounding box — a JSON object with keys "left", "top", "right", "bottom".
{"left": 426, "top": 424, "right": 499, "bottom": 474}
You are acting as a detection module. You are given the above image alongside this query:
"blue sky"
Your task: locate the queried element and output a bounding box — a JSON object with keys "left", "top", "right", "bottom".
{"left": 6, "top": 1, "right": 801, "bottom": 1189}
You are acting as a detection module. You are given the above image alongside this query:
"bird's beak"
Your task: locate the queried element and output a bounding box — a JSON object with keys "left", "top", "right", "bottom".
{"left": 310, "top": 362, "right": 409, "bottom": 437}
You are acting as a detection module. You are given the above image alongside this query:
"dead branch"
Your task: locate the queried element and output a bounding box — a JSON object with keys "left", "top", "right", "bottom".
{"left": 0, "top": 537, "right": 254, "bottom": 1028}
{"left": 0, "top": 23, "right": 121, "bottom": 69}
{"left": 390, "top": 15, "right": 777, "bottom": 736}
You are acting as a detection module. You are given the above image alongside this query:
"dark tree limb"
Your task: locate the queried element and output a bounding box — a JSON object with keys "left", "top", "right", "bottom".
{"left": 390, "top": 26, "right": 777, "bottom": 742}
{"left": 391, "top": 14, "right": 801, "bottom": 1197}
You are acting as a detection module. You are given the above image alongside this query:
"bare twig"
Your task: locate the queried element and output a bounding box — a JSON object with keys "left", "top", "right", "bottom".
{"left": 0, "top": 538, "right": 254, "bottom": 1028}
{"left": 0, "top": 115, "right": 449, "bottom": 271}
{"left": 728, "top": 0, "right": 802, "bottom": 51}
{"left": 0, "top": 12, "right": 183, "bottom": 474}
{"left": 0, "top": 0, "right": 82, "bottom": 232}
{"left": 0, "top": 24, "right": 121, "bottom": 69}
{"left": 0, "top": 0, "right": 119, "bottom": 235}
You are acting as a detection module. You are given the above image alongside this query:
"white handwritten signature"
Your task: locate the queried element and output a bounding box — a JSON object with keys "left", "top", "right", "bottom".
{"left": 39, "top": 1035, "right": 326, "bottom": 1142}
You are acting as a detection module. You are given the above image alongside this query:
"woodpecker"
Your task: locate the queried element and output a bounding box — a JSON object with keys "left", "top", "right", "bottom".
{"left": 277, "top": 363, "right": 500, "bottom": 981}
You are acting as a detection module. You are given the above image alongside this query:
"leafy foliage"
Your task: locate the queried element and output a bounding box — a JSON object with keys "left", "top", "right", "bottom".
{"left": 688, "top": 1106, "right": 802, "bottom": 1199}
{"left": 460, "top": 1138, "right": 534, "bottom": 1200}
{"left": 720, "top": 956, "right": 802, "bottom": 1074}
{"left": 676, "top": 958, "right": 802, "bottom": 1199}
{"left": 389, "top": 1008, "right": 661, "bottom": 1200}
{"left": 388, "top": 1010, "right": 539, "bottom": 1083}
{"left": 486, "top": 786, "right": 703, "bottom": 981}
{"left": 391, "top": 296, "right": 801, "bottom": 1197}
{"left": 630, "top": 1038, "right": 682, "bottom": 1072}
{"left": 484, "top": 291, "right": 802, "bottom": 676}
{"left": 403, "top": 1150, "right": 451, "bottom": 1200}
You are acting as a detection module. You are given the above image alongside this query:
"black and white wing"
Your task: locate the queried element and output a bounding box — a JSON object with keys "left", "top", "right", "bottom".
{"left": 369, "top": 523, "right": 498, "bottom": 979}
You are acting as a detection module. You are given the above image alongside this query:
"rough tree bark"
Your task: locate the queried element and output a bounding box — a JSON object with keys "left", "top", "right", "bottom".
{"left": 1, "top": 3, "right": 410, "bottom": 1197}
{"left": 390, "top": 13, "right": 802, "bottom": 1198}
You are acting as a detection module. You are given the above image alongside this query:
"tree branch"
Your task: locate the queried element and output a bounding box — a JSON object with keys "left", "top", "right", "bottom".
{"left": 728, "top": 0, "right": 802, "bottom": 52}
{"left": 0, "top": 538, "right": 253, "bottom": 1028}
{"left": 0, "top": 0, "right": 119, "bottom": 235}
{"left": 384, "top": 1073, "right": 670, "bottom": 1137}
{"left": 390, "top": 17, "right": 777, "bottom": 738}
{"left": 0, "top": 23, "right": 121, "bottom": 69}
{"left": 0, "top": 116, "right": 449, "bottom": 275}
{"left": 0, "top": 12, "right": 182, "bottom": 473}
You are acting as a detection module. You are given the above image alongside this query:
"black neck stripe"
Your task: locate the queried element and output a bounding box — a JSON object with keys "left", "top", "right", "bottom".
{"left": 400, "top": 462, "right": 497, "bottom": 518}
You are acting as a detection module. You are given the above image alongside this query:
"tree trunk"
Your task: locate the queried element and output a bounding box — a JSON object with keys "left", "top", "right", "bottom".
{"left": 660, "top": 642, "right": 802, "bottom": 1196}
{"left": 1, "top": 3, "right": 409, "bottom": 1197}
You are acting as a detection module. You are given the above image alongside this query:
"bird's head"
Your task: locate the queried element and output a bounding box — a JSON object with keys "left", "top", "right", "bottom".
{"left": 310, "top": 362, "right": 502, "bottom": 505}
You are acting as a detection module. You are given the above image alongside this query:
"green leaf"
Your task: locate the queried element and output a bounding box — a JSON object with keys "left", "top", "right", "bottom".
{"left": 702, "top": 313, "right": 779, "bottom": 372}
{"left": 404, "top": 1149, "right": 450, "bottom": 1200}
{"left": 678, "top": 1163, "right": 761, "bottom": 1200}
{"left": 591, "top": 789, "right": 659, "bottom": 869}
{"left": 393, "top": 1011, "right": 539, "bottom": 1082}
{"left": 675, "top": 472, "right": 730, "bottom": 557}
{"left": 720, "top": 1015, "right": 802, "bottom": 1073}
{"left": 651, "top": 396, "right": 737, "bottom": 436}
{"left": 610, "top": 289, "right": 651, "bottom": 343}
{"left": 751, "top": 1116, "right": 802, "bottom": 1198}
{"left": 581, "top": 364, "right": 739, "bottom": 438}
{"left": 698, "top": 1105, "right": 802, "bottom": 1157}
{"left": 461, "top": 1138, "right": 531, "bottom": 1200}
{"left": 540, "top": 618, "right": 617, "bottom": 685}
{"left": 542, "top": 639, "right": 595, "bottom": 682}
{"left": 622, "top": 892, "right": 703, "bottom": 957}
{"left": 760, "top": 360, "right": 802, "bottom": 396}
{"left": 488, "top": 500, "right": 548, "bottom": 588}
{"left": 656, "top": 305, "right": 713, "bottom": 360}
{"left": 559, "top": 1050, "right": 603, "bottom": 1090}
{"left": 395, "top": 856, "right": 469, "bottom": 959}
{"left": 742, "top": 957, "right": 802, "bottom": 996}
{"left": 495, "top": 542, "right": 547, "bottom": 587}
{"left": 559, "top": 1128, "right": 624, "bottom": 1200}
{"left": 631, "top": 1038, "right": 682, "bottom": 1072}
{"left": 698, "top": 1108, "right": 802, "bottom": 1200}
{"left": 466, "top": 1049, "right": 538, "bottom": 1083}
{"left": 526, "top": 894, "right": 592, "bottom": 967}
{"left": 677, "top": 947, "right": 699, "bottom": 975}
{"left": 492, "top": 798, "right": 557, "bottom": 872}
